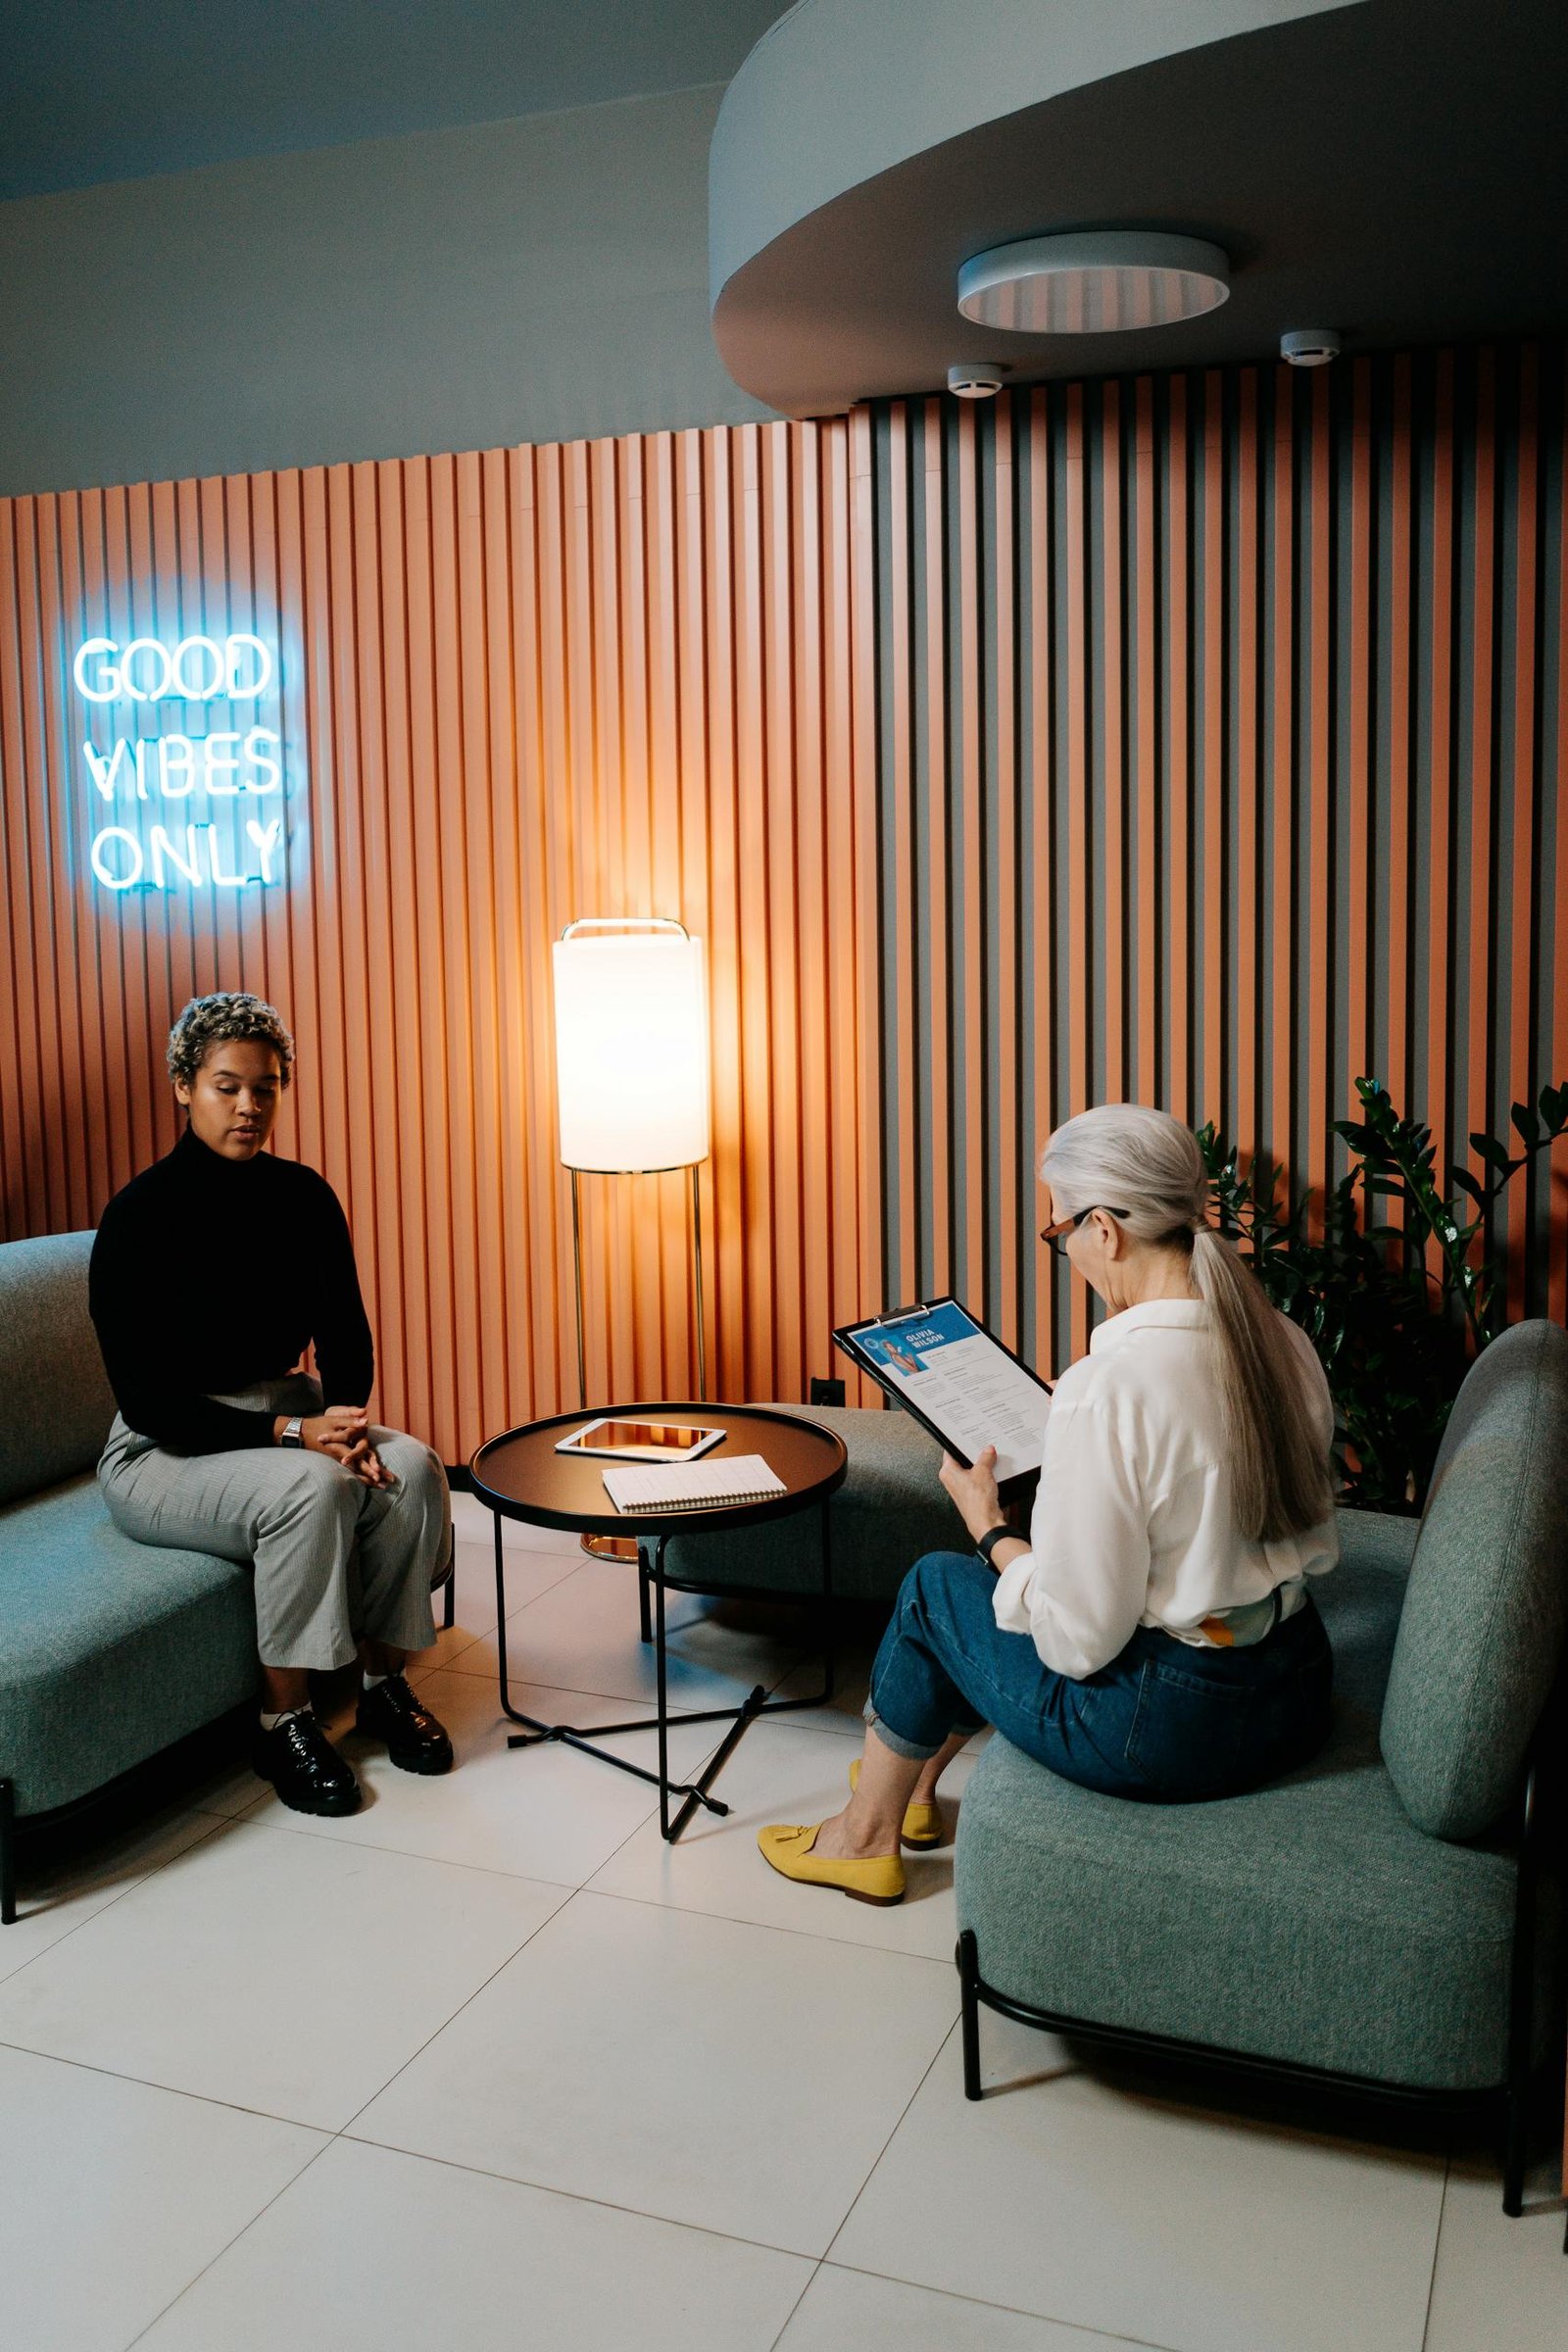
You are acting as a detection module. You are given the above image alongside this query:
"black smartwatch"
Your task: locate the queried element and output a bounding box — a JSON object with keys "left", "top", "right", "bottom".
{"left": 975, "top": 1524, "right": 1015, "bottom": 1570}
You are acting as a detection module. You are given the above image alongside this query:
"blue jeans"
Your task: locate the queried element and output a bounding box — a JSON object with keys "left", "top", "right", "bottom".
{"left": 867, "top": 1551, "right": 1333, "bottom": 1802}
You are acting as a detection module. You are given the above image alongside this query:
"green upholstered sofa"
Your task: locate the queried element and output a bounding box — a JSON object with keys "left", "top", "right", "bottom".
{"left": 0, "top": 1229, "right": 455, "bottom": 1923}
{"left": 0, "top": 1230, "right": 261, "bottom": 1921}
{"left": 661, "top": 1325, "right": 1568, "bottom": 2217}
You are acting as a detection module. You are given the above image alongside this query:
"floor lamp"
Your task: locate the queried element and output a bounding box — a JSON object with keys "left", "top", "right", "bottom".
{"left": 553, "top": 918, "right": 711, "bottom": 1557}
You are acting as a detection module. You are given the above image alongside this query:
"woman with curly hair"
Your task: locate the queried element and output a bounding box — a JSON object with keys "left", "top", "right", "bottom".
{"left": 89, "top": 992, "right": 454, "bottom": 1817}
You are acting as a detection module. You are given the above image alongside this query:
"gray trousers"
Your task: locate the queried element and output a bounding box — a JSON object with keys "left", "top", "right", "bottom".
{"left": 98, "top": 1374, "right": 447, "bottom": 1671}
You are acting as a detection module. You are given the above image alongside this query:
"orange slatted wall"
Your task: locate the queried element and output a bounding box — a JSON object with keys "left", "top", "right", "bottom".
{"left": 0, "top": 424, "right": 885, "bottom": 1462}
{"left": 866, "top": 344, "right": 1568, "bottom": 1374}
{"left": 2, "top": 343, "right": 1565, "bottom": 1457}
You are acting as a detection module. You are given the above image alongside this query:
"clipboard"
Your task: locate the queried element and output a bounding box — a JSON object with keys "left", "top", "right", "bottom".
{"left": 832, "top": 1295, "right": 1053, "bottom": 1481}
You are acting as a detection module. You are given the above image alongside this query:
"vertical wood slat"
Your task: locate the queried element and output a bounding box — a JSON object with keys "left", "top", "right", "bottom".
{"left": 1506, "top": 349, "right": 1538, "bottom": 1323}
{"left": 0, "top": 416, "right": 877, "bottom": 1460}
{"left": 921, "top": 400, "right": 953, "bottom": 1299}
{"left": 1063, "top": 383, "right": 1090, "bottom": 1363}
{"left": 1200, "top": 371, "right": 1224, "bottom": 1124}
{"left": 864, "top": 342, "right": 1568, "bottom": 1372}
{"left": 1133, "top": 379, "right": 1157, "bottom": 1114}
{"left": 993, "top": 397, "right": 1020, "bottom": 1348}
{"left": 1234, "top": 369, "right": 1259, "bottom": 1168}
{"left": 1027, "top": 391, "right": 1056, "bottom": 1370}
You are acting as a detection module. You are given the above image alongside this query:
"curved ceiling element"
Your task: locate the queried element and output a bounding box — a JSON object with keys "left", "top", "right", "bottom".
{"left": 710, "top": 0, "right": 1568, "bottom": 416}
{"left": 710, "top": 0, "right": 1349, "bottom": 304}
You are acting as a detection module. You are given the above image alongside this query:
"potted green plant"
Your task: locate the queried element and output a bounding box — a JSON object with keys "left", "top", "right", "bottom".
{"left": 1199, "top": 1078, "right": 1568, "bottom": 1512}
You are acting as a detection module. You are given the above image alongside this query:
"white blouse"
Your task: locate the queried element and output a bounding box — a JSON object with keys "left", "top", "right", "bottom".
{"left": 991, "top": 1299, "right": 1339, "bottom": 1679}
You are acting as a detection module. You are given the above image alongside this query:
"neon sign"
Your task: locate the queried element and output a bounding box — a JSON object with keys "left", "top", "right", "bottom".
{"left": 73, "top": 628, "right": 297, "bottom": 892}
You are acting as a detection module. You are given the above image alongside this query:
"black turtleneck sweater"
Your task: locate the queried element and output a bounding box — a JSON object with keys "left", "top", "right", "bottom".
{"left": 89, "top": 1125, "right": 374, "bottom": 1453}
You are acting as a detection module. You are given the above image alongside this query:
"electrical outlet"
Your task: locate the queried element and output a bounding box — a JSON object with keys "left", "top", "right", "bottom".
{"left": 808, "top": 1376, "right": 846, "bottom": 1406}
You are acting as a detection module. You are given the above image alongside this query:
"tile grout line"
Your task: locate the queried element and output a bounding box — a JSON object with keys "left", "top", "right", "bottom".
{"left": 1418, "top": 2157, "right": 1449, "bottom": 2352}
{"left": 763, "top": 2256, "right": 824, "bottom": 2351}
{"left": 2, "top": 2034, "right": 832, "bottom": 2277}
{"left": 330, "top": 1881, "right": 590, "bottom": 2139}
{"left": 333, "top": 2127, "right": 838, "bottom": 2265}
{"left": 816, "top": 2015, "right": 1191, "bottom": 2352}
{"left": 0, "top": 2035, "right": 339, "bottom": 2128}
{"left": 115, "top": 1874, "right": 615, "bottom": 2347}
{"left": 817, "top": 2012, "right": 958, "bottom": 2258}
{"left": 120, "top": 2134, "right": 338, "bottom": 2352}
{"left": 209, "top": 1805, "right": 587, "bottom": 1892}
{"left": 119, "top": 2127, "right": 830, "bottom": 2349}
{"left": 820, "top": 2253, "right": 1189, "bottom": 2352}
{"left": 0, "top": 1808, "right": 232, "bottom": 1993}
{"left": 569, "top": 1868, "right": 965, "bottom": 1969}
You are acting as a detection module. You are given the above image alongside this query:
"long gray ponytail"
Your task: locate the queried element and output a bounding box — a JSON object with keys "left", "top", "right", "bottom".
{"left": 1039, "top": 1104, "right": 1334, "bottom": 1543}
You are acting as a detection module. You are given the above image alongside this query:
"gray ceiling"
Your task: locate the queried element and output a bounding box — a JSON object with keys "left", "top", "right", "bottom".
{"left": 712, "top": 0, "right": 1568, "bottom": 415}
{"left": 0, "top": 0, "right": 786, "bottom": 200}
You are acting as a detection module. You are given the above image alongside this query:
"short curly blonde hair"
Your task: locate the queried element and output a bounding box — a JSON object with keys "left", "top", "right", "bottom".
{"left": 167, "top": 993, "right": 295, "bottom": 1090}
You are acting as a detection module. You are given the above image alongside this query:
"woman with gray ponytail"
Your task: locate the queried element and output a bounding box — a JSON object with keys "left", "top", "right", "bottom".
{"left": 760, "top": 1103, "right": 1338, "bottom": 1908}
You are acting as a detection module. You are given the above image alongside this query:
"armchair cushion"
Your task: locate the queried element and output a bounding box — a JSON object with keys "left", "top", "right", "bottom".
{"left": 0, "top": 1231, "right": 116, "bottom": 1507}
{"left": 1380, "top": 1319, "right": 1568, "bottom": 1839}
{"left": 0, "top": 1474, "right": 257, "bottom": 1813}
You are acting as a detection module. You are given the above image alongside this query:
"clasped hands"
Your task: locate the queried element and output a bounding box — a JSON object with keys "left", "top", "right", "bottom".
{"left": 293, "top": 1406, "right": 396, "bottom": 1488}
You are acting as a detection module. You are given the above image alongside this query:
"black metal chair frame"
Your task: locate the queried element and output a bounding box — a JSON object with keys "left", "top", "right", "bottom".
{"left": 956, "top": 1698, "right": 1567, "bottom": 2247}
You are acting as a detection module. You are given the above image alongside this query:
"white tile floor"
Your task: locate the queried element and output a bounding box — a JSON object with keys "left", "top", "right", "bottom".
{"left": 1, "top": 1504, "right": 1561, "bottom": 2349}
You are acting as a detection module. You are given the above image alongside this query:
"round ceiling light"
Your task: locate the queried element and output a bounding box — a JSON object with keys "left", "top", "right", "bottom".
{"left": 957, "top": 231, "right": 1230, "bottom": 335}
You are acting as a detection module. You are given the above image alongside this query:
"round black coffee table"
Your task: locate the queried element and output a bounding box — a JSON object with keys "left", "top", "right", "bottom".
{"left": 469, "top": 1403, "right": 848, "bottom": 1840}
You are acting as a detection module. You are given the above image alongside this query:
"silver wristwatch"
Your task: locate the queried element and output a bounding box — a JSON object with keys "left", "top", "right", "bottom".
{"left": 279, "top": 1415, "right": 305, "bottom": 1448}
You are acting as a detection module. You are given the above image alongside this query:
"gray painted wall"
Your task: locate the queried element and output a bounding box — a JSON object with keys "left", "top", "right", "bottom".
{"left": 0, "top": 82, "right": 773, "bottom": 496}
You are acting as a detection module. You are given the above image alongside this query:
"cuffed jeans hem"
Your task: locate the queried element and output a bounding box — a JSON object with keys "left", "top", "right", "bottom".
{"left": 861, "top": 1705, "right": 944, "bottom": 1763}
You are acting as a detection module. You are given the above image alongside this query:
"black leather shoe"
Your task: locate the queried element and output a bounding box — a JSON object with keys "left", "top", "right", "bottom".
{"left": 356, "top": 1673, "right": 455, "bottom": 1775}
{"left": 253, "top": 1710, "right": 363, "bottom": 1816}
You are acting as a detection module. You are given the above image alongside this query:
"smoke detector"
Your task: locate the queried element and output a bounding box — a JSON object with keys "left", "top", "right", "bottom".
{"left": 948, "top": 361, "right": 1007, "bottom": 400}
{"left": 1280, "top": 328, "right": 1340, "bottom": 367}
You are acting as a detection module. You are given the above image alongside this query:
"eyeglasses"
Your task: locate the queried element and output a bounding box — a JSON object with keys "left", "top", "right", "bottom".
{"left": 1039, "top": 1205, "right": 1132, "bottom": 1257}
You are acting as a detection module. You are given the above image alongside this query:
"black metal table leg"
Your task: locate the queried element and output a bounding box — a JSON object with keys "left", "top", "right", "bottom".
{"left": 655, "top": 1533, "right": 670, "bottom": 1837}
{"left": 491, "top": 1507, "right": 729, "bottom": 1817}
{"left": 489, "top": 1476, "right": 841, "bottom": 1843}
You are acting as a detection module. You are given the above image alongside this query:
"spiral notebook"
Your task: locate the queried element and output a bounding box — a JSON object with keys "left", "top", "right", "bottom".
{"left": 601, "top": 1453, "right": 786, "bottom": 1515}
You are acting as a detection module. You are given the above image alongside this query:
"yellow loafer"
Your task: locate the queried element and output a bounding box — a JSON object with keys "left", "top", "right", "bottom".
{"left": 757, "top": 1823, "right": 906, "bottom": 1906}
{"left": 850, "top": 1758, "right": 946, "bottom": 1850}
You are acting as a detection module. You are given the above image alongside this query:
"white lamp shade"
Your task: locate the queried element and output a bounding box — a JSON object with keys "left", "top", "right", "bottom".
{"left": 553, "top": 929, "right": 710, "bottom": 1171}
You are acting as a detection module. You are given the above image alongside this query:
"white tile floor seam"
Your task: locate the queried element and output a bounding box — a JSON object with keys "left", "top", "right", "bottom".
{"left": 128, "top": 2135, "right": 816, "bottom": 2352}
{"left": 346, "top": 1887, "right": 961, "bottom": 2255}
{"left": 789, "top": 2267, "right": 1184, "bottom": 2352}
{"left": 0, "top": 1806, "right": 229, "bottom": 1986}
{"left": 821, "top": 2012, "right": 964, "bottom": 2260}
{"left": 0, "top": 2035, "right": 332, "bottom": 2133}
{"left": 331, "top": 1881, "right": 602, "bottom": 2142}
{"left": 122, "top": 2124, "right": 825, "bottom": 2351}
{"left": 201, "top": 1798, "right": 588, "bottom": 1892}
{"left": 763, "top": 2258, "right": 825, "bottom": 2352}
{"left": 1417, "top": 2164, "right": 1449, "bottom": 2352}
{"left": 121, "top": 2132, "right": 340, "bottom": 2352}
